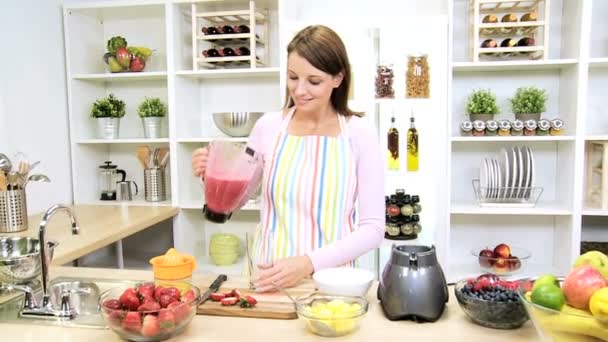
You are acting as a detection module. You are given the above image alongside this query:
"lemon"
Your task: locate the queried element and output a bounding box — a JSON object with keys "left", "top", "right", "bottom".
{"left": 326, "top": 299, "right": 346, "bottom": 312}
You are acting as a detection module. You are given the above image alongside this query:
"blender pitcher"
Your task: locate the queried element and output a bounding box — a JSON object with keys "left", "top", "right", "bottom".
{"left": 202, "top": 141, "right": 262, "bottom": 223}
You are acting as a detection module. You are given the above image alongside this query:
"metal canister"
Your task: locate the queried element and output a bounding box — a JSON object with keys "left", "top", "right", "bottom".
{"left": 460, "top": 121, "right": 473, "bottom": 136}
{"left": 550, "top": 119, "right": 564, "bottom": 136}
{"left": 472, "top": 120, "right": 486, "bottom": 136}
{"left": 537, "top": 119, "right": 551, "bottom": 136}
{"left": 511, "top": 120, "right": 524, "bottom": 136}
{"left": 498, "top": 120, "right": 511, "bottom": 136}
{"left": 485, "top": 120, "right": 498, "bottom": 136}
{"left": 524, "top": 120, "right": 537, "bottom": 136}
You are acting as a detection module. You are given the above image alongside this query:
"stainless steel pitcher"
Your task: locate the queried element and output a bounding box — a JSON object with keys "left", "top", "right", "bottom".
{"left": 116, "top": 180, "right": 138, "bottom": 201}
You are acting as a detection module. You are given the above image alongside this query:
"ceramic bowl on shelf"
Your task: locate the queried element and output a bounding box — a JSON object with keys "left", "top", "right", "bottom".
{"left": 472, "top": 246, "right": 531, "bottom": 276}
{"left": 296, "top": 293, "right": 368, "bottom": 337}
{"left": 212, "top": 112, "right": 263, "bottom": 137}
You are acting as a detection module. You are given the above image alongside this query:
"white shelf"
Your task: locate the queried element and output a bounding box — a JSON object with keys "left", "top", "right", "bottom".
{"left": 78, "top": 200, "right": 173, "bottom": 207}
{"left": 585, "top": 135, "right": 608, "bottom": 141}
{"left": 583, "top": 208, "right": 608, "bottom": 216}
{"left": 448, "top": 262, "right": 561, "bottom": 283}
{"left": 197, "top": 255, "right": 246, "bottom": 276}
{"left": 175, "top": 68, "right": 280, "bottom": 79}
{"left": 450, "top": 202, "right": 572, "bottom": 216}
{"left": 177, "top": 137, "right": 249, "bottom": 143}
{"left": 589, "top": 58, "right": 608, "bottom": 68}
{"left": 72, "top": 72, "right": 168, "bottom": 81}
{"left": 77, "top": 138, "right": 170, "bottom": 144}
{"left": 451, "top": 135, "right": 575, "bottom": 142}
{"left": 452, "top": 59, "right": 577, "bottom": 72}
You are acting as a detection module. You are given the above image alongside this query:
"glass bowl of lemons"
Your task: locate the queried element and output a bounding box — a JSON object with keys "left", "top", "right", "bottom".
{"left": 295, "top": 293, "right": 368, "bottom": 337}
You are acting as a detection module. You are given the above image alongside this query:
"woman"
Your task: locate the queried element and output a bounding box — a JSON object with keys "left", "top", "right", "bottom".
{"left": 192, "top": 25, "right": 384, "bottom": 292}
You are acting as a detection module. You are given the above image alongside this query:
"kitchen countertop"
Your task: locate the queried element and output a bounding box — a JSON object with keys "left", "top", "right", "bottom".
{"left": 0, "top": 266, "right": 539, "bottom": 341}
{"left": 10, "top": 205, "right": 179, "bottom": 265}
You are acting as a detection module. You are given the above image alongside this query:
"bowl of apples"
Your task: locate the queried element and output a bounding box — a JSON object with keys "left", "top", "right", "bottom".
{"left": 99, "top": 282, "right": 200, "bottom": 341}
{"left": 473, "top": 243, "right": 531, "bottom": 276}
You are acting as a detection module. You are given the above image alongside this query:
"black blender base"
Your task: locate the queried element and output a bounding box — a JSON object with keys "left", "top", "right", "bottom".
{"left": 203, "top": 205, "right": 232, "bottom": 223}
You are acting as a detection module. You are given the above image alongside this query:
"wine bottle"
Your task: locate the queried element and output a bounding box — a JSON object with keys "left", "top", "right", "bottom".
{"left": 407, "top": 110, "right": 419, "bottom": 172}
{"left": 387, "top": 115, "right": 399, "bottom": 170}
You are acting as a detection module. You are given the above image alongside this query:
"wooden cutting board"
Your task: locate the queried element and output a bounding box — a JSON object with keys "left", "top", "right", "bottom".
{"left": 196, "top": 287, "right": 298, "bottom": 320}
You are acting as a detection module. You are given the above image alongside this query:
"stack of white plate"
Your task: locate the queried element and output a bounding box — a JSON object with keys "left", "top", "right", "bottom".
{"left": 479, "top": 146, "right": 535, "bottom": 202}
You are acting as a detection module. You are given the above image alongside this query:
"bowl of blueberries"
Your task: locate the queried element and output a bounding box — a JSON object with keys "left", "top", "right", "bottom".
{"left": 455, "top": 274, "right": 529, "bottom": 329}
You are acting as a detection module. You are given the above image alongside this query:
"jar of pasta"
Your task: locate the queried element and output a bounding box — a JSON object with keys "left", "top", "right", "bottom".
{"left": 406, "top": 54, "right": 430, "bottom": 98}
{"left": 375, "top": 62, "right": 395, "bottom": 99}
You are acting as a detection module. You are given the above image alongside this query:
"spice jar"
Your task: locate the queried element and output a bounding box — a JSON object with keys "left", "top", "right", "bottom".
{"left": 411, "top": 195, "right": 421, "bottom": 213}
{"left": 473, "top": 120, "right": 486, "bottom": 136}
{"left": 401, "top": 220, "right": 415, "bottom": 236}
{"left": 386, "top": 219, "right": 401, "bottom": 237}
{"left": 550, "top": 119, "right": 564, "bottom": 136}
{"left": 511, "top": 119, "right": 524, "bottom": 136}
{"left": 524, "top": 120, "right": 537, "bottom": 136}
{"left": 375, "top": 63, "right": 395, "bottom": 99}
{"left": 498, "top": 120, "right": 511, "bottom": 136}
{"left": 406, "top": 54, "right": 430, "bottom": 98}
{"left": 411, "top": 215, "right": 422, "bottom": 234}
{"left": 386, "top": 199, "right": 401, "bottom": 217}
{"left": 537, "top": 119, "right": 551, "bottom": 136}
{"left": 400, "top": 195, "right": 414, "bottom": 216}
{"left": 485, "top": 120, "right": 498, "bottom": 136}
{"left": 460, "top": 121, "right": 473, "bottom": 136}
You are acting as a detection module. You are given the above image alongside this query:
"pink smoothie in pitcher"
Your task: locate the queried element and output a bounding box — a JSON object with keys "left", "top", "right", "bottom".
{"left": 204, "top": 175, "right": 250, "bottom": 213}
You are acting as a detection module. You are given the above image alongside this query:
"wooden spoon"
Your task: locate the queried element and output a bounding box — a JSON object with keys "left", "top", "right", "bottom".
{"left": 136, "top": 146, "right": 151, "bottom": 169}
{"left": 0, "top": 173, "right": 7, "bottom": 191}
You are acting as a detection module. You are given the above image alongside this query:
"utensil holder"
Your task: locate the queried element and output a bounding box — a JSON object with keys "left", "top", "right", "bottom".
{"left": 0, "top": 189, "right": 28, "bottom": 233}
{"left": 144, "top": 168, "right": 166, "bottom": 202}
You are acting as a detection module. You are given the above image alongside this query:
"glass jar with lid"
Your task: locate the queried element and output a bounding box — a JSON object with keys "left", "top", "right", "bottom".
{"left": 375, "top": 62, "right": 395, "bottom": 99}
{"left": 498, "top": 120, "right": 511, "bottom": 136}
{"left": 511, "top": 120, "right": 524, "bottom": 136}
{"left": 406, "top": 54, "right": 430, "bottom": 98}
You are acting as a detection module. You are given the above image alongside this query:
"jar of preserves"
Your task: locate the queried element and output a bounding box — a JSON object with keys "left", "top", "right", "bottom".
{"left": 406, "top": 54, "right": 430, "bottom": 98}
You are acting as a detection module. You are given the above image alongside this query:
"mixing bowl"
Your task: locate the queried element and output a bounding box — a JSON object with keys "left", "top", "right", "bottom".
{"left": 0, "top": 237, "right": 58, "bottom": 283}
{"left": 313, "top": 267, "right": 374, "bottom": 297}
{"left": 296, "top": 293, "right": 368, "bottom": 337}
{"left": 212, "top": 112, "right": 263, "bottom": 137}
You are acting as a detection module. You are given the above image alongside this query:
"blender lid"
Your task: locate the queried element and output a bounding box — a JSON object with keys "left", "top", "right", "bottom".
{"left": 99, "top": 161, "right": 118, "bottom": 169}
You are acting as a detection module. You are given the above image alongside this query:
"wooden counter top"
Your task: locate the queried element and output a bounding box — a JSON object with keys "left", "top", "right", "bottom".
{"left": 0, "top": 267, "right": 538, "bottom": 342}
{"left": 9, "top": 205, "right": 179, "bottom": 265}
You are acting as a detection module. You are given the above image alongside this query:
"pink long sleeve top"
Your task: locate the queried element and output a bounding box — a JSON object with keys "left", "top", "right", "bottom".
{"left": 246, "top": 110, "right": 385, "bottom": 271}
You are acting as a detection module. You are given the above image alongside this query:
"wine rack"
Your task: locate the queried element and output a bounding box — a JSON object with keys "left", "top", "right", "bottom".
{"left": 469, "top": 0, "right": 550, "bottom": 62}
{"left": 191, "top": 0, "right": 269, "bottom": 70}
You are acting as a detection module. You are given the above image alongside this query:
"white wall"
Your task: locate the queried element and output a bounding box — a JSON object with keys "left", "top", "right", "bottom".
{"left": 0, "top": 0, "right": 73, "bottom": 214}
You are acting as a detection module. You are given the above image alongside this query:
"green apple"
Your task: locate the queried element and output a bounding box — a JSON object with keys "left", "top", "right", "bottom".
{"left": 533, "top": 274, "right": 560, "bottom": 291}
{"left": 107, "top": 57, "right": 123, "bottom": 73}
{"left": 574, "top": 251, "right": 608, "bottom": 279}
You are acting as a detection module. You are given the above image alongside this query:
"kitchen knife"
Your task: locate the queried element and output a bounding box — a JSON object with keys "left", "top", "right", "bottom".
{"left": 200, "top": 274, "right": 228, "bottom": 304}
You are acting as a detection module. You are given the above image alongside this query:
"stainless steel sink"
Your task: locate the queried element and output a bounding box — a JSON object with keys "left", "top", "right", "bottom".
{"left": 0, "top": 277, "right": 137, "bottom": 328}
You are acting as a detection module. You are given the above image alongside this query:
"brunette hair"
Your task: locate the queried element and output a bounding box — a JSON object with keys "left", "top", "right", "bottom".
{"left": 284, "top": 25, "right": 362, "bottom": 117}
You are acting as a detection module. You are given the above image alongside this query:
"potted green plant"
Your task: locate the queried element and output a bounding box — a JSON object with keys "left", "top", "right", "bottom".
{"left": 466, "top": 89, "right": 500, "bottom": 121}
{"left": 137, "top": 97, "right": 167, "bottom": 139}
{"left": 510, "top": 86, "right": 547, "bottom": 121}
{"left": 91, "top": 93, "right": 126, "bottom": 139}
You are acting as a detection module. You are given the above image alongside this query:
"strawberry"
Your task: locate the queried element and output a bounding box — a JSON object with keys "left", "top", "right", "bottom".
{"left": 210, "top": 292, "right": 225, "bottom": 302}
{"left": 138, "top": 283, "right": 155, "bottom": 298}
{"left": 231, "top": 289, "right": 242, "bottom": 299}
{"left": 161, "top": 287, "right": 181, "bottom": 301}
{"left": 223, "top": 291, "right": 235, "bottom": 298}
{"left": 159, "top": 294, "right": 178, "bottom": 308}
{"left": 238, "top": 298, "right": 252, "bottom": 308}
{"left": 120, "top": 293, "right": 141, "bottom": 311}
{"left": 107, "top": 309, "right": 125, "bottom": 326}
{"left": 221, "top": 297, "right": 238, "bottom": 306}
{"left": 158, "top": 309, "right": 176, "bottom": 333}
{"left": 140, "top": 294, "right": 156, "bottom": 305}
{"left": 182, "top": 289, "right": 196, "bottom": 304}
{"left": 122, "top": 287, "right": 138, "bottom": 298}
{"left": 141, "top": 314, "right": 160, "bottom": 337}
{"left": 138, "top": 301, "right": 161, "bottom": 312}
{"left": 168, "top": 301, "right": 191, "bottom": 322}
{"left": 154, "top": 286, "right": 165, "bottom": 301}
{"left": 121, "top": 311, "right": 142, "bottom": 333}
{"left": 245, "top": 295, "right": 257, "bottom": 306}
{"left": 102, "top": 299, "right": 122, "bottom": 310}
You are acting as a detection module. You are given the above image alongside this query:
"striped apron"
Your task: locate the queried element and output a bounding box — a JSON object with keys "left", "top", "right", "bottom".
{"left": 250, "top": 107, "right": 358, "bottom": 268}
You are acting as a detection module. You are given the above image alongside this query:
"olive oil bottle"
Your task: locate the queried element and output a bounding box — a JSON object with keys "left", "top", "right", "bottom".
{"left": 387, "top": 115, "right": 399, "bottom": 170}
{"left": 407, "top": 110, "right": 419, "bottom": 172}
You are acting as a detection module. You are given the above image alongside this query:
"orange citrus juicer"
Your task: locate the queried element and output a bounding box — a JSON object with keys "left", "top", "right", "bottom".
{"left": 149, "top": 248, "right": 197, "bottom": 280}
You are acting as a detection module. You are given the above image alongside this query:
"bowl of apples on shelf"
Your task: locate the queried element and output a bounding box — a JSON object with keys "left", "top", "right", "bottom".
{"left": 473, "top": 243, "right": 531, "bottom": 276}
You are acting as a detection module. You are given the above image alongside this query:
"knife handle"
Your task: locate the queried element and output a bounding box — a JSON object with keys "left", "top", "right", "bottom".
{"left": 210, "top": 274, "right": 228, "bottom": 290}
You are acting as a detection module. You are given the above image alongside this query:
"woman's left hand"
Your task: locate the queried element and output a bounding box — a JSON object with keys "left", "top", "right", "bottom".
{"left": 254, "top": 255, "right": 314, "bottom": 293}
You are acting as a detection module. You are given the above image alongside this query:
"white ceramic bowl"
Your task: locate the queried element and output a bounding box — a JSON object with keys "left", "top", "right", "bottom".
{"left": 313, "top": 268, "right": 374, "bottom": 297}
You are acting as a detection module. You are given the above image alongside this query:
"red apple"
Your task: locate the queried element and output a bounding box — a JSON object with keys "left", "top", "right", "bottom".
{"left": 129, "top": 57, "right": 146, "bottom": 72}
{"left": 562, "top": 265, "right": 608, "bottom": 309}
{"left": 494, "top": 243, "right": 511, "bottom": 259}
{"left": 508, "top": 256, "right": 521, "bottom": 270}
{"left": 493, "top": 257, "right": 509, "bottom": 273}
{"left": 116, "top": 47, "right": 131, "bottom": 69}
{"left": 478, "top": 248, "right": 496, "bottom": 268}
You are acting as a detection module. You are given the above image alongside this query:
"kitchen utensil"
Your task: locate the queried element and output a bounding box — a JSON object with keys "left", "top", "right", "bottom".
{"left": 23, "top": 174, "right": 50, "bottom": 188}
{"left": 116, "top": 180, "right": 138, "bottom": 201}
{"left": 200, "top": 274, "right": 228, "bottom": 305}
{"left": 0, "top": 237, "right": 58, "bottom": 284}
{"left": 149, "top": 248, "right": 197, "bottom": 281}
{"left": 202, "top": 141, "right": 263, "bottom": 223}
{"left": 378, "top": 245, "right": 448, "bottom": 322}
{"left": 136, "top": 146, "right": 150, "bottom": 169}
{"left": 0, "top": 153, "right": 11, "bottom": 175}
{"left": 0, "top": 173, "right": 6, "bottom": 191}
{"left": 98, "top": 161, "right": 126, "bottom": 201}
{"left": 271, "top": 281, "right": 297, "bottom": 308}
{"left": 212, "top": 112, "right": 263, "bottom": 137}
{"left": 0, "top": 188, "right": 28, "bottom": 232}
{"left": 144, "top": 168, "right": 167, "bottom": 202}
{"left": 158, "top": 148, "right": 170, "bottom": 168}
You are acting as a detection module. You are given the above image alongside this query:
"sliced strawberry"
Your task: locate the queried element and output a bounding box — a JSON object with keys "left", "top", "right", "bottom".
{"left": 245, "top": 295, "right": 257, "bottom": 306}
{"left": 161, "top": 287, "right": 181, "bottom": 301}
{"left": 108, "top": 309, "right": 125, "bottom": 326}
{"left": 223, "top": 291, "right": 235, "bottom": 298}
{"left": 102, "top": 299, "right": 122, "bottom": 310}
{"left": 182, "top": 289, "right": 196, "bottom": 304}
{"left": 168, "top": 301, "right": 191, "bottom": 322}
{"left": 221, "top": 297, "right": 238, "bottom": 306}
{"left": 138, "top": 301, "right": 161, "bottom": 312}
{"left": 158, "top": 309, "right": 176, "bottom": 333}
{"left": 121, "top": 311, "right": 142, "bottom": 333}
{"left": 141, "top": 314, "right": 160, "bottom": 337}
{"left": 210, "top": 292, "right": 225, "bottom": 302}
{"left": 159, "top": 294, "right": 178, "bottom": 308}
{"left": 231, "top": 289, "right": 242, "bottom": 299}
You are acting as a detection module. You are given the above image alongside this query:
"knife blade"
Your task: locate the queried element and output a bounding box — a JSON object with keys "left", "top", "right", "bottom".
{"left": 200, "top": 274, "right": 228, "bottom": 304}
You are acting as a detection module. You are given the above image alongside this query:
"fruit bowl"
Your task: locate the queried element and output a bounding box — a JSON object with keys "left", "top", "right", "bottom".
{"left": 472, "top": 245, "right": 531, "bottom": 276}
{"left": 455, "top": 279, "right": 529, "bottom": 329}
{"left": 98, "top": 282, "right": 200, "bottom": 342}
{"left": 296, "top": 293, "right": 368, "bottom": 337}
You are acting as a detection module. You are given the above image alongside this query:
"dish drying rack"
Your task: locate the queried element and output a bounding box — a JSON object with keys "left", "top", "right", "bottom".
{"left": 472, "top": 179, "right": 543, "bottom": 207}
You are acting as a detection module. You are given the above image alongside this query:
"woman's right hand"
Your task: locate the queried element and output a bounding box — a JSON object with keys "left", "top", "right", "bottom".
{"left": 191, "top": 147, "right": 209, "bottom": 178}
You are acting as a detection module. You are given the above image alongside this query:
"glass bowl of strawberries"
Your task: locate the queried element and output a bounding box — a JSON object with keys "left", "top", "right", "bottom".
{"left": 98, "top": 282, "right": 200, "bottom": 341}
{"left": 472, "top": 243, "right": 531, "bottom": 276}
